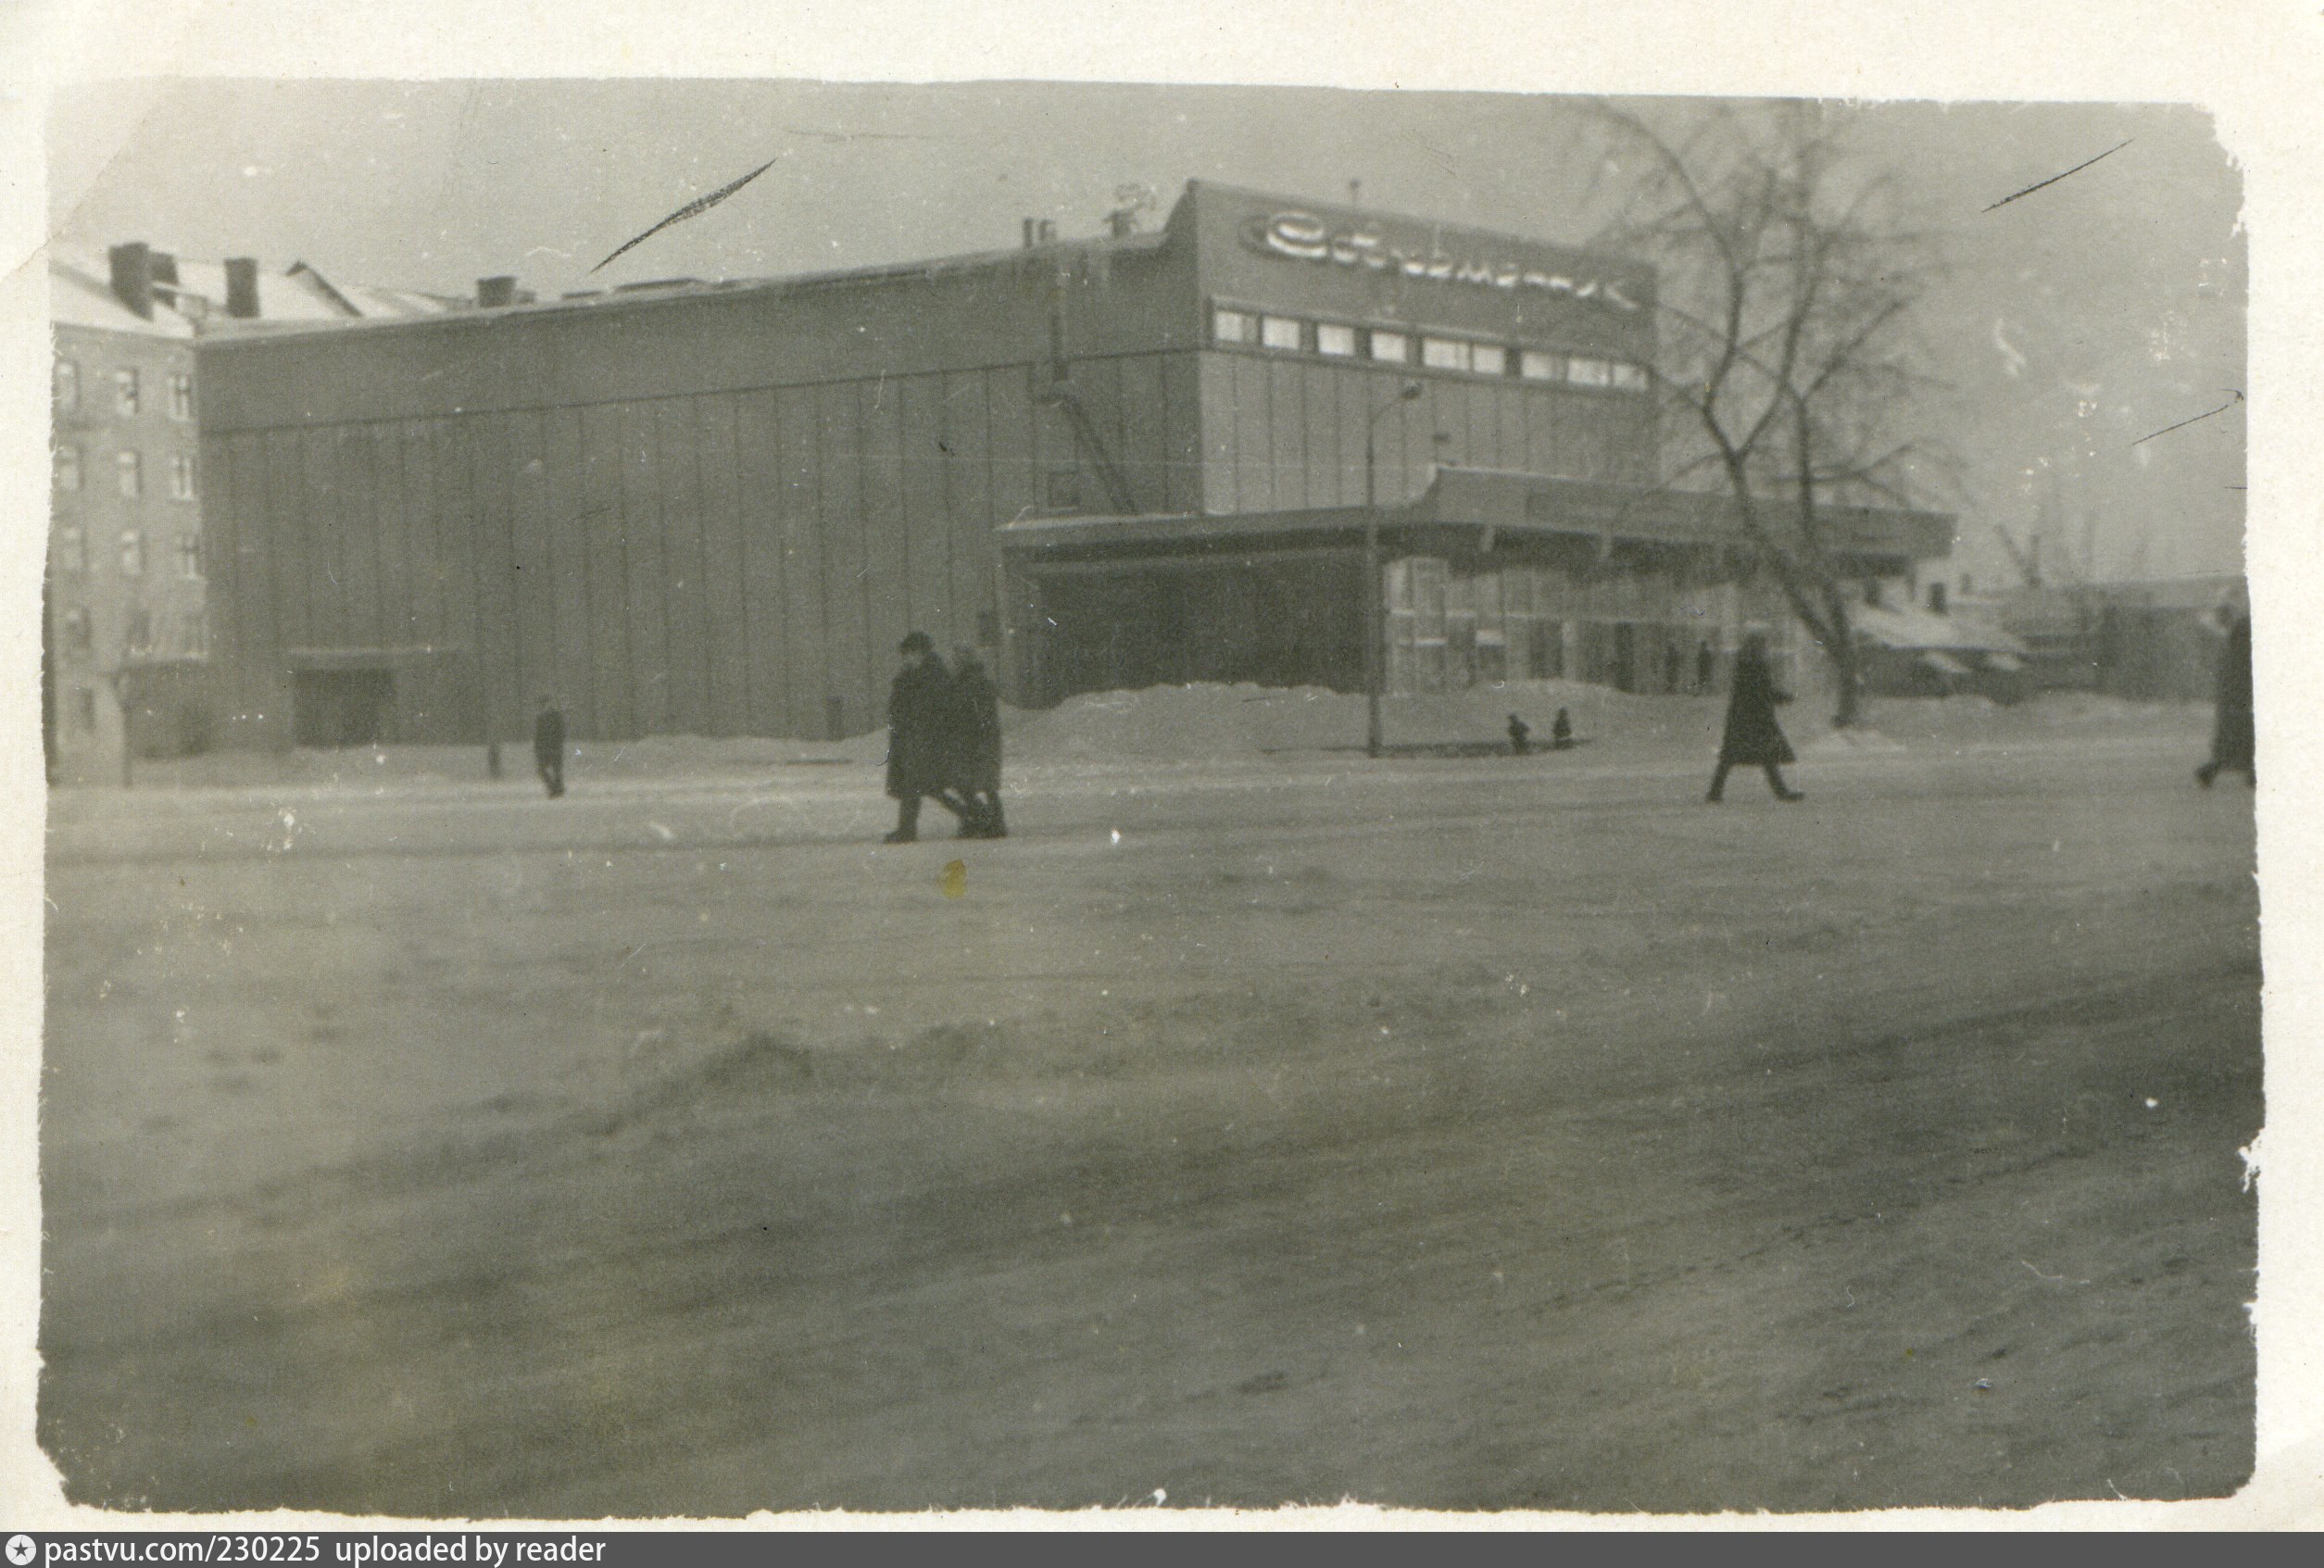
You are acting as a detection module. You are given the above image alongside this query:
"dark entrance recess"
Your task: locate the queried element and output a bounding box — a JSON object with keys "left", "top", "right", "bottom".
{"left": 293, "top": 669, "right": 396, "bottom": 747}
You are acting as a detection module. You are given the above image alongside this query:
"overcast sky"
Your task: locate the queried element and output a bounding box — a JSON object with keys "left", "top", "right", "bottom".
{"left": 48, "top": 81, "right": 2245, "bottom": 585}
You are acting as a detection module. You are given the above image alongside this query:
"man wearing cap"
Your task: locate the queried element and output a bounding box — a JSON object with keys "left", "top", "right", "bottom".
{"left": 885, "top": 632, "right": 959, "bottom": 842}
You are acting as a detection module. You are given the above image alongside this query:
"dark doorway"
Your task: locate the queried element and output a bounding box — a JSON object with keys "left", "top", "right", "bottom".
{"left": 294, "top": 669, "right": 396, "bottom": 748}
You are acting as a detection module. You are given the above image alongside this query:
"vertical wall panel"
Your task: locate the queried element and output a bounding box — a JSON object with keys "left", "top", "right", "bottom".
{"left": 898, "top": 375, "right": 951, "bottom": 645}
{"left": 293, "top": 432, "right": 336, "bottom": 649}
{"left": 654, "top": 398, "right": 710, "bottom": 734}
{"left": 471, "top": 413, "right": 521, "bottom": 742}
{"left": 730, "top": 390, "right": 788, "bottom": 734}
{"left": 773, "top": 386, "right": 827, "bottom": 734}
{"left": 371, "top": 424, "right": 412, "bottom": 648}
{"left": 1496, "top": 385, "right": 1526, "bottom": 476}
{"left": 1267, "top": 360, "right": 1306, "bottom": 513}
{"left": 940, "top": 370, "right": 993, "bottom": 650}
{"left": 342, "top": 427, "right": 385, "bottom": 649}
{"left": 541, "top": 407, "right": 597, "bottom": 736}
{"left": 697, "top": 394, "right": 751, "bottom": 735}
{"left": 209, "top": 434, "right": 249, "bottom": 721}
{"left": 859, "top": 379, "right": 911, "bottom": 684}
{"left": 617, "top": 401, "right": 670, "bottom": 735}
{"left": 1300, "top": 364, "right": 1339, "bottom": 509}
{"left": 1113, "top": 356, "right": 1163, "bottom": 513}
{"left": 1231, "top": 357, "right": 1271, "bottom": 511}
{"left": 986, "top": 364, "right": 1036, "bottom": 531}
{"left": 579, "top": 403, "right": 634, "bottom": 739}
{"left": 438, "top": 420, "right": 485, "bottom": 738}
{"left": 509, "top": 408, "right": 557, "bottom": 718}
{"left": 397, "top": 423, "right": 438, "bottom": 653}
{"left": 1162, "top": 354, "right": 1204, "bottom": 515}
{"left": 1467, "top": 383, "right": 1501, "bottom": 470}
{"left": 816, "top": 383, "right": 871, "bottom": 731}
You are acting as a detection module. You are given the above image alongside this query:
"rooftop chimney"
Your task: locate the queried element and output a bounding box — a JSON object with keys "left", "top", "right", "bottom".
{"left": 148, "top": 251, "right": 179, "bottom": 288}
{"left": 223, "top": 257, "right": 260, "bottom": 320}
{"left": 1038, "top": 219, "right": 1058, "bottom": 245}
{"left": 107, "top": 242, "right": 154, "bottom": 320}
{"left": 1022, "top": 218, "right": 1037, "bottom": 249}
{"left": 476, "top": 275, "right": 518, "bottom": 309}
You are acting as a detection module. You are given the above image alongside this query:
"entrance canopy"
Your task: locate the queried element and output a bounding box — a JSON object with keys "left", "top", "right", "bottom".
{"left": 1000, "top": 466, "right": 1953, "bottom": 579}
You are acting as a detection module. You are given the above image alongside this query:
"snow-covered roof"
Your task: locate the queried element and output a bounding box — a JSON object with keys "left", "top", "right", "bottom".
{"left": 1853, "top": 601, "right": 2028, "bottom": 656}
{"left": 47, "top": 244, "right": 459, "bottom": 332}
{"left": 49, "top": 256, "right": 194, "bottom": 338}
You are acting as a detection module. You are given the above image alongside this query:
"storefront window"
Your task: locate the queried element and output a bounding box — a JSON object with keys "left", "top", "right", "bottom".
{"left": 1568, "top": 358, "right": 1614, "bottom": 387}
{"left": 1520, "top": 349, "right": 1562, "bottom": 381}
{"left": 1316, "top": 322, "right": 1358, "bottom": 357}
{"left": 1368, "top": 330, "right": 1408, "bottom": 364}
{"left": 1212, "top": 307, "right": 1253, "bottom": 345}
{"left": 1259, "top": 315, "right": 1301, "bottom": 351}
{"left": 1472, "top": 344, "right": 1507, "bottom": 377}
{"left": 1612, "top": 362, "right": 1649, "bottom": 392}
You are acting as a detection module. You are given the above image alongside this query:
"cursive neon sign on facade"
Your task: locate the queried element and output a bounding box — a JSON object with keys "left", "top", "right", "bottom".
{"left": 1240, "top": 211, "right": 1642, "bottom": 313}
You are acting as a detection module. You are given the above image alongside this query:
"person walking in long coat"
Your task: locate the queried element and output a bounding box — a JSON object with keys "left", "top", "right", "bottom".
{"left": 948, "top": 646, "right": 1007, "bottom": 838}
{"left": 886, "top": 632, "right": 963, "bottom": 842}
{"left": 2197, "top": 608, "right": 2255, "bottom": 788}
{"left": 533, "top": 696, "right": 566, "bottom": 798}
{"left": 1706, "top": 631, "right": 1804, "bottom": 803}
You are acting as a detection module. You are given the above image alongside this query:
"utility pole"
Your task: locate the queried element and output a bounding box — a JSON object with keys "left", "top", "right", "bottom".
{"left": 1363, "top": 382, "right": 1423, "bottom": 758}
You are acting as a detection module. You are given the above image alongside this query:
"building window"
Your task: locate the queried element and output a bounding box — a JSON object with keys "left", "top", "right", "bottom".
{"left": 53, "top": 444, "right": 82, "bottom": 493}
{"left": 1212, "top": 307, "right": 1254, "bottom": 345}
{"left": 1568, "top": 357, "right": 1614, "bottom": 387}
{"left": 1520, "top": 349, "right": 1563, "bottom": 382}
{"left": 126, "top": 607, "right": 154, "bottom": 657}
{"left": 1472, "top": 344, "right": 1508, "bottom": 377}
{"left": 60, "top": 607, "right": 92, "bottom": 657}
{"left": 1259, "top": 315, "right": 1302, "bottom": 351}
{"left": 56, "top": 524, "right": 86, "bottom": 572}
{"left": 167, "top": 372, "right": 195, "bottom": 420}
{"left": 1421, "top": 336, "right": 1470, "bottom": 371}
{"left": 183, "top": 610, "right": 208, "bottom": 659}
{"left": 1611, "top": 361, "right": 1650, "bottom": 392}
{"left": 1316, "top": 322, "right": 1358, "bottom": 358}
{"left": 54, "top": 358, "right": 79, "bottom": 412}
{"left": 115, "top": 369, "right": 140, "bottom": 416}
{"left": 171, "top": 452, "right": 196, "bottom": 500}
{"left": 119, "top": 530, "right": 145, "bottom": 577}
{"left": 117, "top": 450, "right": 143, "bottom": 497}
{"left": 177, "top": 533, "right": 204, "bottom": 579}
{"left": 1369, "top": 329, "right": 1409, "bottom": 364}
{"left": 72, "top": 687, "right": 95, "bottom": 734}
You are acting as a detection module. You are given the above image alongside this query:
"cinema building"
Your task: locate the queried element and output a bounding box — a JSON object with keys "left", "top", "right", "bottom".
{"left": 193, "top": 181, "right": 1952, "bottom": 749}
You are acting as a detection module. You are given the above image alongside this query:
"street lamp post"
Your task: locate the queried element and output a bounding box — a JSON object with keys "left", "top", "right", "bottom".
{"left": 1363, "top": 382, "right": 1424, "bottom": 758}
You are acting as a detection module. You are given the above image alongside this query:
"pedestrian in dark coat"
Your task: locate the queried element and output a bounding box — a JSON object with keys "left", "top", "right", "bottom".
{"left": 949, "top": 646, "right": 1007, "bottom": 837}
{"left": 2197, "top": 608, "right": 2255, "bottom": 787}
{"left": 1506, "top": 713, "right": 1531, "bottom": 757}
{"left": 532, "top": 696, "right": 566, "bottom": 798}
{"left": 1706, "top": 632, "right": 1803, "bottom": 802}
{"left": 886, "top": 632, "right": 964, "bottom": 842}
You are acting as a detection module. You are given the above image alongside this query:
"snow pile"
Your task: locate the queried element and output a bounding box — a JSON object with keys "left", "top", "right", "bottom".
{"left": 1001, "top": 680, "right": 1724, "bottom": 761}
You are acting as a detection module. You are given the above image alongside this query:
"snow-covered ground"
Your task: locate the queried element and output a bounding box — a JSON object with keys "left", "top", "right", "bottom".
{"left": 39, "top": 692, "right": 2259, "bottom": 1515}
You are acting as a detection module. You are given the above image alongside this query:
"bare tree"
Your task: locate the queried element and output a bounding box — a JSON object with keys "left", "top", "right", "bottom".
{"left": 1589, "top": 101, "right": 1954, "bottom": 727}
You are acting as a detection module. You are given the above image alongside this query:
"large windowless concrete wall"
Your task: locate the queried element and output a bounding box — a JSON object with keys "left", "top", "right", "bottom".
{"left": 196, "top": 237, "right": 1203, "bottom": 748}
